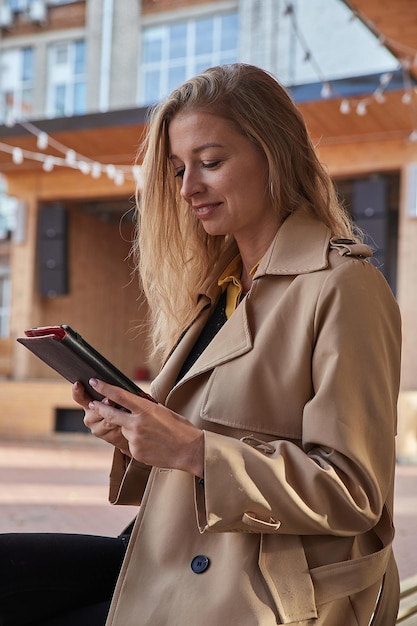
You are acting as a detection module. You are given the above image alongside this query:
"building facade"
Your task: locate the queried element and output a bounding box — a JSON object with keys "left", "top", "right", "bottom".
{"left": 0, "top": 0, "right": 417, "bottom": 459}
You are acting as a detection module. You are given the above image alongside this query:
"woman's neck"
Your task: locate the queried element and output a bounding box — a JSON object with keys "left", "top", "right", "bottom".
{"left": 240, "top": 266, "right": 253, "bottom": 293}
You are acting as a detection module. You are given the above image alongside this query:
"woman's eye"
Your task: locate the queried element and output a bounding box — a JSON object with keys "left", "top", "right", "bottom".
{"left": 202, "top": 161, "right": 221, "bottom": 169}
{"left": 174, "top": 168, "right": 185, "bottom": 178}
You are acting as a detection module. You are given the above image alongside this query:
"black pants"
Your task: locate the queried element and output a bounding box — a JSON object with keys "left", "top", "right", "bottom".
{"left": 0, "top": 533, "right": 128, "bottom": 626}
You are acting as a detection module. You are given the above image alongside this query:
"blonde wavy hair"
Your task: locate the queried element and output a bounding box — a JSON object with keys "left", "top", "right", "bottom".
{"left": 133, "top": 63, "right": 357, "bottom": 361}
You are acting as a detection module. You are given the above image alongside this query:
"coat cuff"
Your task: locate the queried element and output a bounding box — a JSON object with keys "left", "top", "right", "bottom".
{"left": 193, "top": 430, "right": 281, "bottom": 533}
{"left": 109, "top": 447, "right": 151, "bottom": 505}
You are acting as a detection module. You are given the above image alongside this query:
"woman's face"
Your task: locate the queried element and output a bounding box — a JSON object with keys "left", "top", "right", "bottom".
{"left": 168, "top": 110, "right": 280, "bottom": 258}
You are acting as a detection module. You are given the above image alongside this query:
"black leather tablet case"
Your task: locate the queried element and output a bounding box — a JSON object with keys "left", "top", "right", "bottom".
{"left": 17, "top": 325, "right": 155, "bottom": 403}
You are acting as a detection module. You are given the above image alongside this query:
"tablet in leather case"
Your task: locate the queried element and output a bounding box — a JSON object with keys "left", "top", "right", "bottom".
{"left": 17, "top": 325, "right": 156, "bottom": 403}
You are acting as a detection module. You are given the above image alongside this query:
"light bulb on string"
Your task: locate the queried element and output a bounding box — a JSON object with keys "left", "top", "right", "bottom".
{"left": 78, "top": 161, "right": 91, "bottom": 175}
{"left": 374, "top": 89, "right": 386, "bottom": 104}
{"left": 321, "top": 82, "right": 332, "bottom": 99}
{"left": 340, "top": 99, "right": 350, "bottom": 114}
{"left": 356, "top": 101, "right": 367, "bottom": 116}
{"left": 91, "top": 162, "right": 102, "bottom": 178}
{"left": 42, "top": 157, "right": 54, "bottom": 172}
{"left": 12, "top": 147, "right": 23, "bottom": 164}
{"left": 106, "top": 164, "right": 116, "bottom": 179}
{"left": 114, "top": 171, "right": 125, "bottom": 186}
{"left": 379, "top": 72, "right": 393, "bottom": 87}
{"left": 65, "top": 149, "right": 77, "bottom": 166}
{"left": 37, "top": 132, "right": 48, "bottom": 150}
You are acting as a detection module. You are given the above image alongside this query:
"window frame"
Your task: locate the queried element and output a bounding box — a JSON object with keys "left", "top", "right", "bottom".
{"left": 0, "top": 46, "right": 34, "bottom": 124}
{"left": 46, "top": 38, "right": 87, "bottom": 118}
{"left": 138, "top": 9, "right": 239, "bottom": 106}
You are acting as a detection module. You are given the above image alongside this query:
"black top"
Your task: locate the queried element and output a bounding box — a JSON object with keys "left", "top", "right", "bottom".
{"left": 176, "top": 290, "right": 228, "bottom": 383}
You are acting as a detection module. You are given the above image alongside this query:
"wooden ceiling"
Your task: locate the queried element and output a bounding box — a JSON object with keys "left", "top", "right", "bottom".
{"left": 0, "top": 0, "right": 416, "bottom": 178}
{"left": 0, "top": 109, "right": 148, "bottom": 177}
{"left": 342, "top": 0, "right": 417, "bottom": 80}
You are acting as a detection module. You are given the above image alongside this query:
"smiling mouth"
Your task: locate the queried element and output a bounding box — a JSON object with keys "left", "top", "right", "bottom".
{"left": 193, "top": 203, "right": 221, "bottom": 218}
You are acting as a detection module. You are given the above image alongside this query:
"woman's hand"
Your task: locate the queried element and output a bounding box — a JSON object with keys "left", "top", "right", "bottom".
{"left": 75, "top": 378, "right": 205, "bottom": 478}
{"left": 72, "top": 381, "right": 131, "bottom": 456}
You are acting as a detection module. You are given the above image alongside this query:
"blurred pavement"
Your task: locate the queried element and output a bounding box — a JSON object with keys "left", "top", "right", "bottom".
{"left": 0, "top": 437, "right": 416, "bottom": 581}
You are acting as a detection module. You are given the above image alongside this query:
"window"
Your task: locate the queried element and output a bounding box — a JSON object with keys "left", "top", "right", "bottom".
{"left": 7, "top": 0, "right": 30, "bottom": 10}
{"left": 0, "top": 47, "right": 34, "bottom": 123}
{"left": 140, "top": 12, "right": 239, "bottom": 105}
{"left": 47, "top": 0, "right": 79, "bottom": 4}
{"left": 0, "top": 179, "right": 17, "bottom": 240}
{"left": 7, "top": 0, "right": 76, "bottom": 7}
{"left": 0, "top": 268, "right": 10, "bottom": 338}
{"left": 47, "top": 40, "right": 86, "bottom": 117}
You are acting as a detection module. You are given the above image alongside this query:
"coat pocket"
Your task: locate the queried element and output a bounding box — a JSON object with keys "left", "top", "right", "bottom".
{"left": 200, "top": 365, "right": 305, "bottom": 440}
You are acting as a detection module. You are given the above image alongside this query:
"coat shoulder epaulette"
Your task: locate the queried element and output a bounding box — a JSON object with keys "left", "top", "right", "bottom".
{"left": 329, "top": 237, "right": 372, "bottom": 259}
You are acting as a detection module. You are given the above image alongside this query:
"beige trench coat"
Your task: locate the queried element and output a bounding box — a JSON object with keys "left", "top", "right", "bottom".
{"left": 105, "top": 208, "right": 401, "bottom": 626}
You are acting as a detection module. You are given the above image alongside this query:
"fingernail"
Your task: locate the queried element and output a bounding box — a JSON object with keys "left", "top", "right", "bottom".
{"left": 88, "top": 401, "right": 95, "bottom": 409}
{"left": 89, "top": 378, "right": 98, "bottom": 387}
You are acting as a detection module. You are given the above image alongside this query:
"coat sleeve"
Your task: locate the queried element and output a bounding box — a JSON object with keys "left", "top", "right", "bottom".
{"left": 194, "top": 260, "right": 401, "bottom": 536}
{"left": 109, "top": 448, "right": 152, "bottom": 505}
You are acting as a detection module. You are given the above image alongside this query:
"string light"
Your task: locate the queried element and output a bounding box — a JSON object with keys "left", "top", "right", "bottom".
{"left": 356, "top": 101, "right": 367, "bottom": 116}
{"left": 36, "top": 131, "right": 48, "bottom": 150}
{"left": 12, "top": 147, "right": 23, "bottom": 164}
{"left": 339, "top": 99, "right": 351, "bottom": 114}
{"left": 282, "top": 2, "right": 331, "bottom": 93}
{"left": 91, "top": 162, "right": 102, "bottom": 179}
{"left": 282, "top": 0, "right": 417, "bottom": 135}
{"left": 77, "top": 160, "right": 91, "bottom": 175}
{"left": 374, "top": 88, "right": 386, "bottom": 104}
{"left": 0, "top": 119, "right": 142, "bottom": 188}
{"left": 344, "top": 1, "right": 417, "bottom": 64}
{"left": 320, "top": 82, "right": 333, "bottom": 99}
{"left": 65, "top": 149, "right": 77, "bottom": 166}
{"left": 42, "top": 156, "right": 54, "bottom": 172}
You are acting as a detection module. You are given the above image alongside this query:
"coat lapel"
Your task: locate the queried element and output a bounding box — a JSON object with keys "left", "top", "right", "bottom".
{"left": 152, "top": 208, "right": 332, "bottom": 404}
{"left": 152, "top": 293, "right": 253, "bottom": 403}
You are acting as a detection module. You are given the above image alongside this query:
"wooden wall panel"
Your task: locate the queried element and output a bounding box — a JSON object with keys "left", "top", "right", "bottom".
{"left": 0, "top": 379, "right": 151, "bottom": 439}
{"left": 22, "top": 204, "right": 152, "bottom": 382}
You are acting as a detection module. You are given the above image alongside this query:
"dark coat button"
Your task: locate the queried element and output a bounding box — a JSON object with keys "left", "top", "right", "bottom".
{"left": 191, "top": 554, "right": 210, "bottom": 574}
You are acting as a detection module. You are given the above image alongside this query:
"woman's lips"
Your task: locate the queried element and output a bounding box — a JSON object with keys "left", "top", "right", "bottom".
{"left": 192, "top": 203, "right": 221, "bottom": 218}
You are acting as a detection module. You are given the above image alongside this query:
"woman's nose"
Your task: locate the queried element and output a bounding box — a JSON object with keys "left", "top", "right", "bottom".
{"left": 180, "top": 169, "right": 204, "bottom": 201}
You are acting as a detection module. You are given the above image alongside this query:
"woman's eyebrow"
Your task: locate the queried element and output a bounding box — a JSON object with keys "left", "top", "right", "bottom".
{"left": 169, "top": 142, "right": 224, "bottom": 160}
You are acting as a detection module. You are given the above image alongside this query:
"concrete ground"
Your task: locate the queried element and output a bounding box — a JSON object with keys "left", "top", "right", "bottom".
{"left": 0, "top": 436, "right": 416, "bottom": 582}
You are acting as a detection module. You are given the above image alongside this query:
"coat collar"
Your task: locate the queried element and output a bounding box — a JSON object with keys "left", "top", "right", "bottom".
{"left": 255, "top": 206, "right": 331, "bottom": 278}
{"left": 199, "top": 206, "right": 332, "bottom": 305}
{"left": 153, "top": 207, "right": 332, "bottom": 404}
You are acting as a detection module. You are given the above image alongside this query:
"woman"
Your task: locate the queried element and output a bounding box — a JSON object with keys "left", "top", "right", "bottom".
{"left": 70, "top": 64, "right": 402, "bottom": 625}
